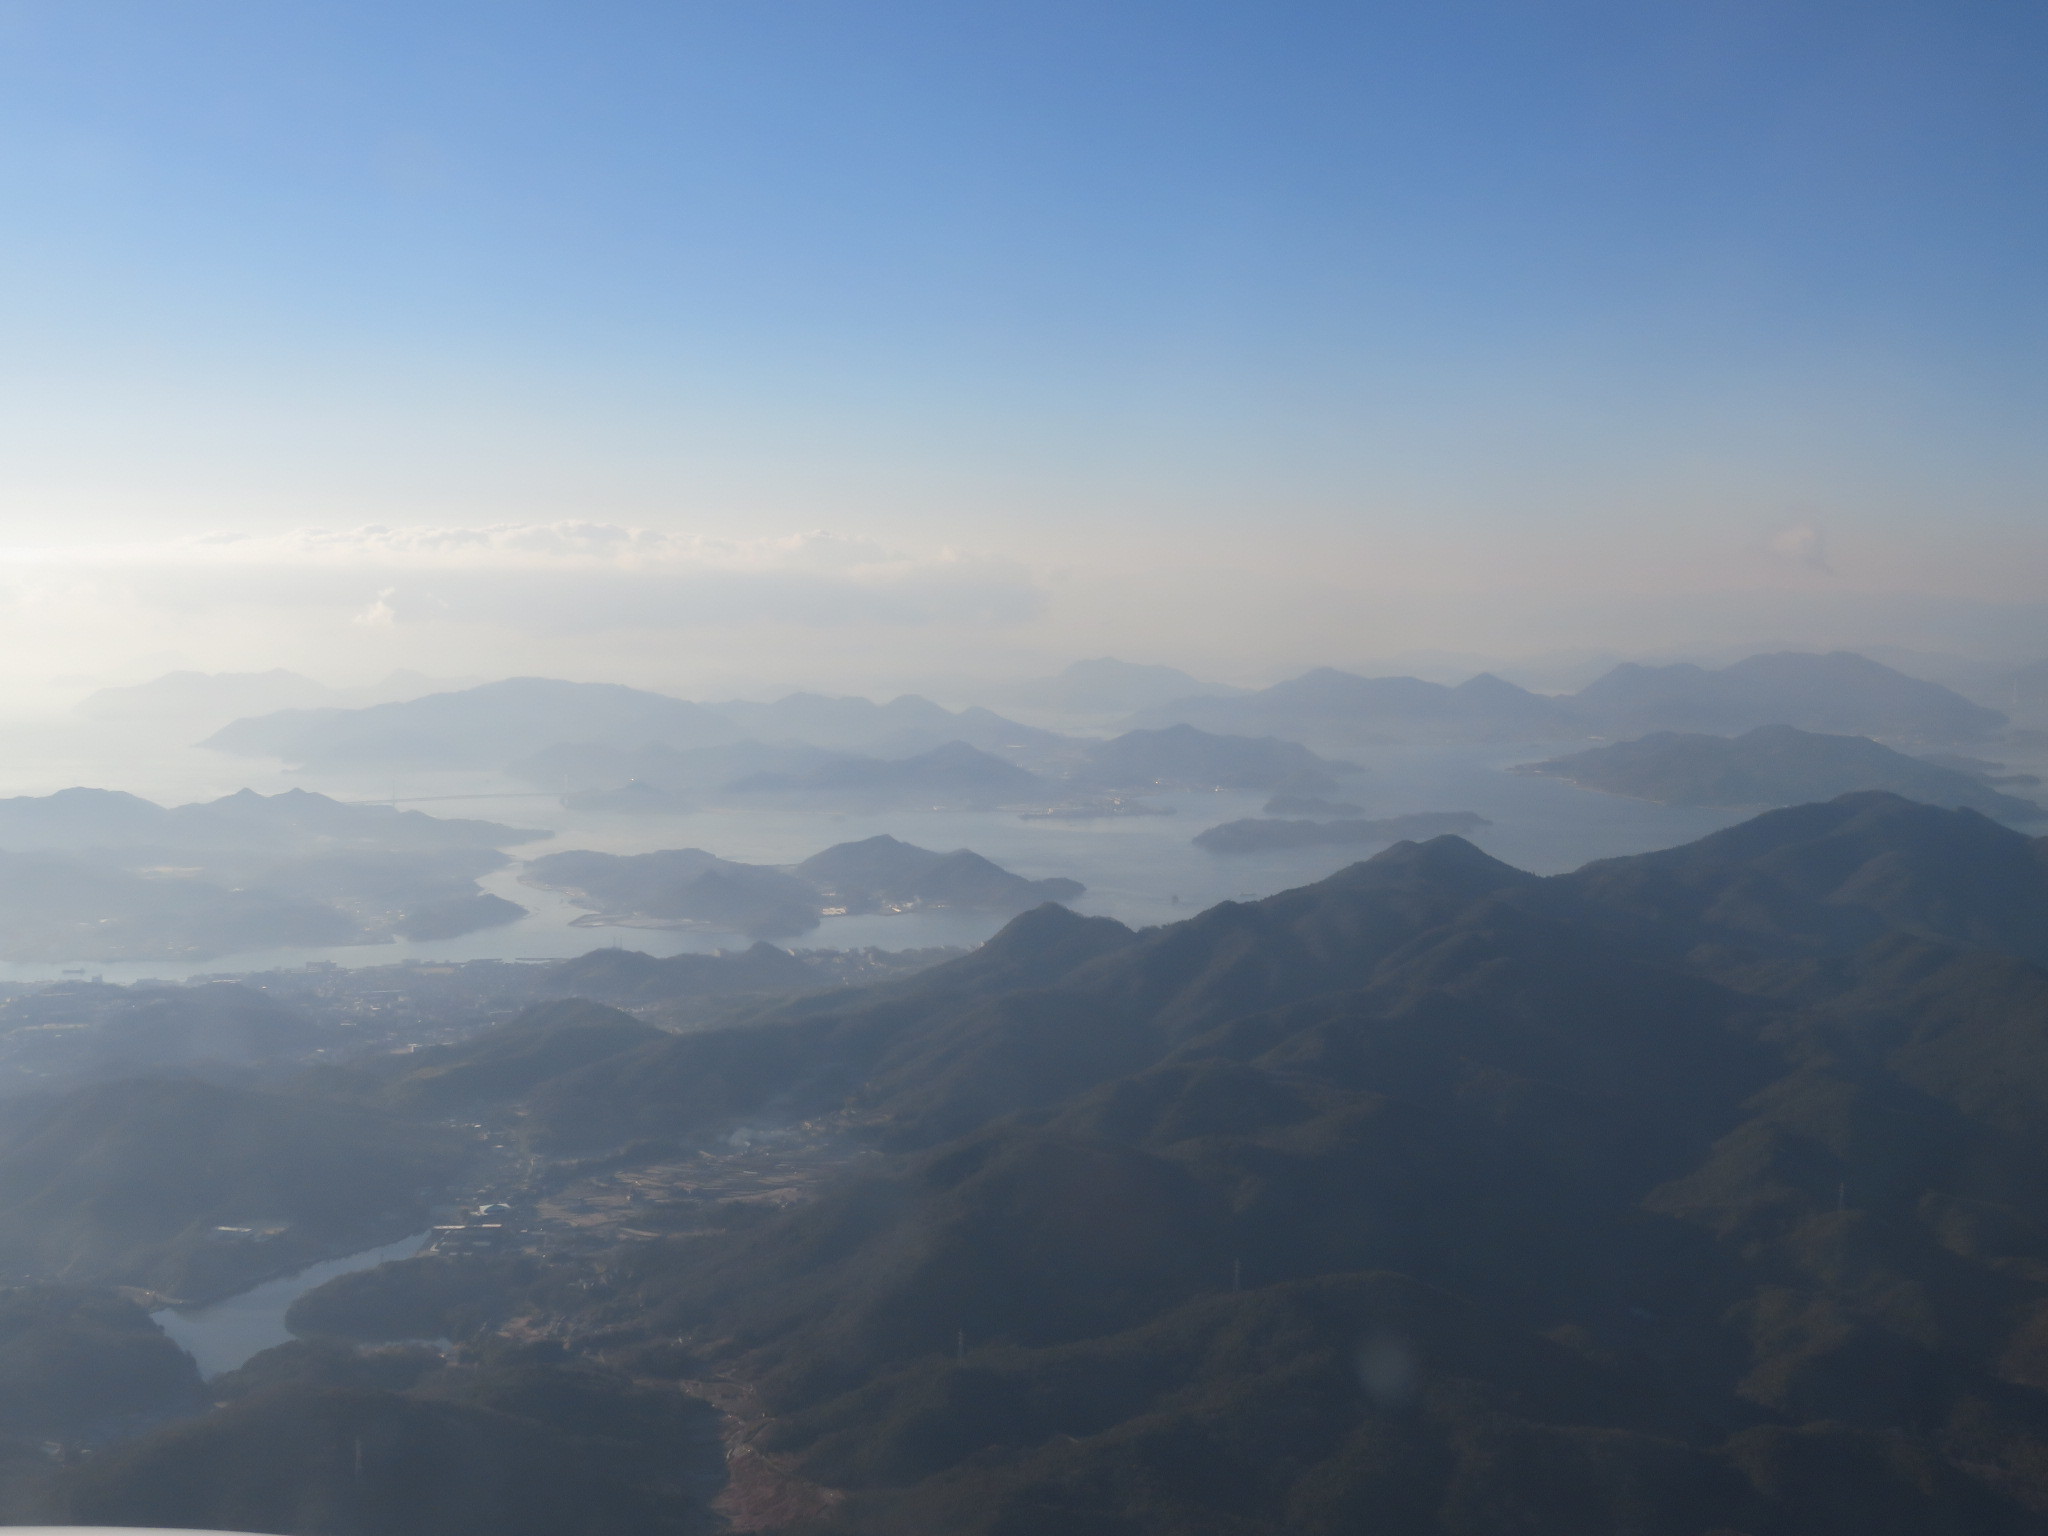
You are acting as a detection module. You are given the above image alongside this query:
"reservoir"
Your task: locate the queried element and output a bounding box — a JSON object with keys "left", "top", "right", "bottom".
{"left": 154, "top": 1231, "right": 429, "bottom": 1378}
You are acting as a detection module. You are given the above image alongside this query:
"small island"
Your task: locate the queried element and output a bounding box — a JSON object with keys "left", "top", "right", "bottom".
{"left": 1516, "top": 723, "right": 2044, "bottom": 820}
{"left": 523, "top": 834, "right": 1084, "bottom": 939}
{"left": 0, "top": 788, "right": 542, "bottom": 961}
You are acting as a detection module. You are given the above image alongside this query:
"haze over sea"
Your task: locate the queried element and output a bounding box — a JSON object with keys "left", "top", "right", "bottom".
{"left": 8, "top": 7, "right": 2048, "bottom": 1534}
{"left": 0, "top": 739, "right": 1741, "bottom": 983}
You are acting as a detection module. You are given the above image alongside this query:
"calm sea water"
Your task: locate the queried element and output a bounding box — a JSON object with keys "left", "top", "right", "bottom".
{"left": 107, "top": 740, "right": 1750, "bottom": 1344}
{"left": 0, "top": 740, "right": 1746, "bottom": 983}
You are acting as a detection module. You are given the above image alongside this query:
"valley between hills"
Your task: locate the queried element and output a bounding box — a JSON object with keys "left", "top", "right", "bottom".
{"left": 16, "top": 7, "right": 2048, "bottom": 1527}
{"left": 3, "top": 790, "right": 2048, "bottom": 1534}
{"left": 0, "top": 653, "right": 2044, "bottom": 1533}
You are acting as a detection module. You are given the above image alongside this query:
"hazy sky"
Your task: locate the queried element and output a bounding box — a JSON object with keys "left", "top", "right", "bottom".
{"left": 0, "top": 0, "right": 2043, "bottom": 696}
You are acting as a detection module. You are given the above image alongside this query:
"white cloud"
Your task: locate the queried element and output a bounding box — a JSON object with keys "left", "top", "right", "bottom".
{"left": 0, "top": 522, "right": 1047, "bottom": 635}
{"left": 351, "top": 589, "right": 400, "bottom": 627}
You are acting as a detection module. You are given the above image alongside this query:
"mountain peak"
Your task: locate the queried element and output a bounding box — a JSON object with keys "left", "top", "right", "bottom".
{"left": 1571, "top": 651, "right": 2003, "bottom": 741}
{"left": 1453, "top": 670, "right": 1530, "bottom": 696}
{"left": 965, "top": 902, "right": 1135, "bottom": 972}
{"left": 1356, "top": 831, "right": 1534, "bottom": 887}
{"left": 1561, "top": 790, "right": 2048, "bottom": 966}
{"left": 912, "top": 740, "right": 1012, "bottom": 767}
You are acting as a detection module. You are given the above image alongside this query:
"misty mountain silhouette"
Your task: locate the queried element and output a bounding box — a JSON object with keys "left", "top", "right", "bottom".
{"left": 0, "top": 783, "right": 541, "bottom": 962}
{"left": 524, "top": 846, "right": 826, "bottom": 940}
{"left": 0, "top": 980, "right": 323, "bottom": 1096}
{"left": 709, "top": 694, "right": 1068, "bottom": 757}
{"left": 1136, "top": 650, "right": 2006, "bottom": 749}
{"left": 1570, "top": 651, "right": 2007, "bottom": 742}
{"left": 793, "top": 834, "right": 1084, "bottom": 914}
{"left": 1135, "top": 666, "right": 1574, "bottom": 744}
{"left": 1073, "top": 723, "right": 1348, "bottom": 791}
{"left": 1522, "top": 722, "right": 2044, "bottom": 820}
{"left": 0, "top": 844, "right": 527, "bottom": 964}
{"left": 511, "top": 738, "right": 857, "bottom": 795}
{"left": 205, "top": 678, "right": 1061, "bottom": 771}
{"left": 0, "top": 785, "right": 540, "bottom": 852}
{"left": 524, "top": 725, "right": 1351, "bottom": 814}
{"left": 204, "top": 678, "right": 739, "bottom": 768}
{"left": 725, "top": 740, "right": 1048, "bottom": 807}
{"left": 75, "top": 668, "right": 457, "bottom": 731}
{"left": 985, "top": 657, "right": 1242, "bottom": 718}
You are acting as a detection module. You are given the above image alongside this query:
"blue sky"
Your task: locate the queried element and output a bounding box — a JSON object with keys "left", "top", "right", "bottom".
{"left": 0, "top": 0, "right": 2042, "bottom": 687}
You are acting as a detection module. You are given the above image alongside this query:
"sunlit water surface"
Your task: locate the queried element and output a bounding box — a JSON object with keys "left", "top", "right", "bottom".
{"left": 0, "top": 736, "right": 1747, "bottom": 982}
{"left": 153, "top": 1231, "right": 431, "bottom": 1378}
{"left": 41, "top": 735, "right": 1752, "bottom": 1337}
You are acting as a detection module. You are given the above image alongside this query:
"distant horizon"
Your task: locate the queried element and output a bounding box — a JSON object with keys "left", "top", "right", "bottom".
{"left": 4, "top": 524, "right": 2047, "bottom": 712}
{"left": 33, "top": 637, "right": 2042, "bottom": 717}
{"left": 0, "top": 4, "right": 2043, "bottom": 706}
{"left": 8, "top": 12, "right": 2048, "bottom": 1533}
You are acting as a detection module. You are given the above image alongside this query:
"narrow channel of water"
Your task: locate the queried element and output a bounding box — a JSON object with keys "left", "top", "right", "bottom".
{"left": 154, "top": 1232, "right": 429, "bottom": 1378}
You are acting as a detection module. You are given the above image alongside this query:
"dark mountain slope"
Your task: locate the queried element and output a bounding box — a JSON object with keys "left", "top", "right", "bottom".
{"left": 0, "top": 1286, "right": 201, "bottom": 1442}
{"left": 69, "top": 792, "right": 2048, "bottom": 1533}
{"left": 542, "top": 941, "right": 818, "bottom": 1002}
{"left": 0, "top": 980, "right": 323, "bottom": 1095}
{"left": 58, "top": 1365, "right": 722, "bottom": 1536}
{"left": 588, "top": 899, "right": 1776, "bottom": 1401}
{"left": 491, "top": 794, "right": 2048, "bottom": 1533}
{"left": 523, "top": 840, "right": 1534, "bottom": 1154}
{"left": 524, "top": 905, "right": 1141, "bottom": 1151}
{"left": 322, "top": 1000, "right": 670, "bottom": 1115}
{"left": 0, "top": 1079, "right": 464, "bottom": 1298}
{"left": 840, "top": 847, "right": 1543, "bottom": 1150}
{"left": 1542, "top": 792, "right": 2048, "bottom": 967}
{"left": 521, "top": 797, "right": 2048, "bottom": 1175}
{"left": 763, "top": 1272, "right": 2026, "bottom": 1536}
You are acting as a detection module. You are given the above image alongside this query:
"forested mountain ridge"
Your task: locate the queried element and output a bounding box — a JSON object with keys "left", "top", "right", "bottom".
{"left": 42, "top": 791, "right": 2048, "bottom": 1534}
{"left": 0, "top": 1079, "right": 465, "bottom": 1300}
{"left": 488, "top": 793, "right": 2048, "bottom": 1533}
